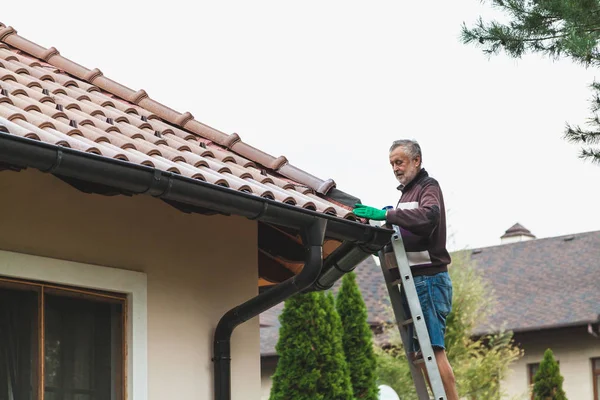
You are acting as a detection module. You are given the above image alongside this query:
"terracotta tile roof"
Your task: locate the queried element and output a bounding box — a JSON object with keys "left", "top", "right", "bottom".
{"left": 260, "top": 230, "right": 600, "bottom": 355}
{"left": 0, "top": 23, "right": 358, "bottom": 220}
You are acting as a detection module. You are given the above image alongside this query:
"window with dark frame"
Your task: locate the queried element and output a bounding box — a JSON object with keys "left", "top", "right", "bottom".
{"left": 528, "top": 362, "right": 540, "bottom": 400}
{"left": 0, "top": 277, "right": 126, "bottom": 400}
{"left": 593, "top": 358, "right": 600, "bottom": 400}
{"left": 528, "top": 362, "right": 540, "bottom": 385}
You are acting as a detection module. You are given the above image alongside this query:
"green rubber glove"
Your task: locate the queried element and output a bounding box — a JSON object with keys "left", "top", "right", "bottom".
{"left": 353, "top": 204, "right": 387, "bottom": 221}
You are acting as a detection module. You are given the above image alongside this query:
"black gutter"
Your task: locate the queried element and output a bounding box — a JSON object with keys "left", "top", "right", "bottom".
{"left": 0, "top": 133, "right": 391, "bottom": 244}
{"left": 0, "top": 132, "right": 393, "bottom": 400}
{"left": 213, "top": 219, "right": 327, "bottom": 400}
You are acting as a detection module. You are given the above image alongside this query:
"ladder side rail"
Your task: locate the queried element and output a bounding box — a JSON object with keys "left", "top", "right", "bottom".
{"left": 378, "top": 249, "right": 431, "bottom": 400}
{"left": 389, "top": 225, "right": 447, "bottom": 400}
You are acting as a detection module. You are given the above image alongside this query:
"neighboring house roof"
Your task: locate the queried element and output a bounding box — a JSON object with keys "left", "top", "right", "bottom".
{"left": 261, "top": 229, "right": 600, "bottom": 356}
{"left": 0, "top": 23, "right": 355, "bottom": 220}
{"left": 471, "top": 229, "right": 600, "bottom": 334}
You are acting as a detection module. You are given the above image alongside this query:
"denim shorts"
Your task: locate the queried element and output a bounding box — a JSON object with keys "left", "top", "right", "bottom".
{"left": 400, "top": 271, "right": 453, "bottom": 353}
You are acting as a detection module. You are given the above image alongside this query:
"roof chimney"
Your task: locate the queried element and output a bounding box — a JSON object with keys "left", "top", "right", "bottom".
{"left": 501, "top": 223, "right": 536, "bottom": 244}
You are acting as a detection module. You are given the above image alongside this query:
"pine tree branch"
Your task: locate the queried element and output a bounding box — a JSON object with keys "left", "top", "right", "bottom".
{"left": 462, "top": 1, "right": 600, "bottom": 64}
{"left": 465, "top": 1, "right": 600, "bottom": 168}
{"left": 479, "top": 26, "right": 600, "bottom": 44}
{"left": 580, "top": 147, "right": 600, "bottom": 164}
{"left": 564, "top": 125, "right": 600, "bottom": 145}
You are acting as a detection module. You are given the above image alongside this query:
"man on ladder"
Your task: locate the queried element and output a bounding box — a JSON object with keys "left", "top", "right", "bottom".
{"left": 353, "top": 139, "right": 459, "bottom": 400}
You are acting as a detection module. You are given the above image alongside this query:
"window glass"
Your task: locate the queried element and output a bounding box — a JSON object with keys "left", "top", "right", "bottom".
{"left": 528, "top": 363, "right": 539, "bottom": 384}
{"left": 44, "top": 294, "right": 123, "bottom": 400}
{"left": 0, "top": 287, "right": 39, "bottom": 400}
{"left": 0, "top": 278, "right": 124, "bottom": 400}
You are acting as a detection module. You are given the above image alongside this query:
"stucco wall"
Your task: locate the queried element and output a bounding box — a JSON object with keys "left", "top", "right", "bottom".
{"left": 0, "top": 168, "right": 260, "bottom": 400}
{"left": 504, "top": 327, "right": 600, "bottom": 400}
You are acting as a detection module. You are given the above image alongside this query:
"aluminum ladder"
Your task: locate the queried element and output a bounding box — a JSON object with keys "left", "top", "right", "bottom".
{"left": 378, "top": 223, "right": 447, "bottom": 400}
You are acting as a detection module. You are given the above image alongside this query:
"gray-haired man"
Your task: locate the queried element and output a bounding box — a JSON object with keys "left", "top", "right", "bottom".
{"left": 353, "top": 140, "right": 458, "bottom": 400}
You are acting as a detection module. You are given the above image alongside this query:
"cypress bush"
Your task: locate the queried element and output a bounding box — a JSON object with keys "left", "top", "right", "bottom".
{"left": 319, "top": 292, "right": 354, "bottom": 400}
{"left": 532, "top": 348, "right": 567, "bottom": 400}
{"left": 269, "top": 291, "right": 353, "bottom": 400}
{"left": 336, "top": 272, "right": 379, "bottom": 400}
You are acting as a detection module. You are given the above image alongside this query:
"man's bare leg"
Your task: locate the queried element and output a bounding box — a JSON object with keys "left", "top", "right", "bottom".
{"left": 434, "top": 349, "right": 458, "bottom": 400}
{"left": 411, "top": 350, "right": 458, "bottom": 400}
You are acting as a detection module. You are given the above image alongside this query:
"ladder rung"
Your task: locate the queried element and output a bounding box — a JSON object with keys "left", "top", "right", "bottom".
{"left": 413, "top": 355, "right": 434, "bottom": 366}
{"left": 387, "top": 279, "right": 402, "bottom": 286}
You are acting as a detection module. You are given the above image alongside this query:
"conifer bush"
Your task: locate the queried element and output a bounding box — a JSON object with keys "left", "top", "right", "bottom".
{"left": 319, "top": 292, "right": 354, "bottom": 400}
{"left": 269, "top": 291, "right": 353, "bottom": 400}
{"left": 336, "top": 272, "right": 379, "bottom": 400}
{"left": 532, "top": 348, "right": 567, "bottom": 400}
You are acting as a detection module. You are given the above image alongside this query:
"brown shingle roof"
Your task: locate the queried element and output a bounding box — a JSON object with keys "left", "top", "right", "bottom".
{"left": 471, "top": 230, "right": 600, "bottom": 334}
{"left": 0, "top": 22, "right": 357, "bottom": 220}
{"left": 260, "top": 230, "right": 600, "bottom": 355}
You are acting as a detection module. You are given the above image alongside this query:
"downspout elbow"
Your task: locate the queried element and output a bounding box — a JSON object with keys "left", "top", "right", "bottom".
{"left": 291, "top": 243, "right": 324, "bottom": 290}
{"left": 213, "top": 218, "right": 327, "bottom": 400}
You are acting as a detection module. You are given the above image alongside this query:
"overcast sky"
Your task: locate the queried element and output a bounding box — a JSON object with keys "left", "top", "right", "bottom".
{"left": 4, "top": 1, "right": 600, "bottom": 250}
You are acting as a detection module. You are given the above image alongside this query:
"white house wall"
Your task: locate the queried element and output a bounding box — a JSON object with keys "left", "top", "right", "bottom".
{"left": 0, "top": 168, "right": 260, "bottom": 400}
{"left": 503, "top": 327, "right": 600, "bottom": 399}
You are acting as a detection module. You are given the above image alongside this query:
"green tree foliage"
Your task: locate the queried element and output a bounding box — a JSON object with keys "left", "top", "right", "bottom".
{"left": 374, "top": 252, "right": 523, "bottom": 399}
{"left": 532, "top": 348, "right": 567, "bottom": 400}
{"left": 461, "top": 0, "right": 600, "bottom": 164}
{"left": 269, "top": 291, "right": 353, "bottom": 400}
{"left": 336, "top": 272, "right": 379, "bottom": 400}
{"left": 320, "top": 292, "right": 355, "bottom": 400}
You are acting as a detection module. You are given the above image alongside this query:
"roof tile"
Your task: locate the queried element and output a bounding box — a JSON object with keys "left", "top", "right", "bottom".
{"left": 0, "top": 23, "right": 361, "bottom": 220}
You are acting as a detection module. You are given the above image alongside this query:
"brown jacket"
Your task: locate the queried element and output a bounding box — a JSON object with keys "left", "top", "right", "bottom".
{"left": 385, "top": 168, "right": 451, "bottom": 276}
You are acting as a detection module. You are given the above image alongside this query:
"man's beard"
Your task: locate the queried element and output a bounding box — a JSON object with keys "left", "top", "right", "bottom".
{"left": 396, "top": 170, "right": 415, "bottom": 185}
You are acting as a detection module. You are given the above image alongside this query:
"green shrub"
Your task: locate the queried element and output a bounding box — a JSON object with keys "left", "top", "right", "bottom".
{"left": 532, "top": 348, "right": 567, "bottom": 400}
{"left": 336, "top": 272, "right": 379, "bottom": 399}
{"left": 269, "top": 291, "right": 353, "bottom": 400}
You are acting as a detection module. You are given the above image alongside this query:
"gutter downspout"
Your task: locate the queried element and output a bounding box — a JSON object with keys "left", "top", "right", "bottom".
{"left": 213, "top": 218, "right": 327, "bottom": 400}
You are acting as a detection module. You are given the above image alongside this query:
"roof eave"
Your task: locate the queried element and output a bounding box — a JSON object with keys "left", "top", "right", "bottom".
{"left": 473, "top": 318, "right": 600, "bottom": 336}
{"left": 0, "top": 132, "right": 392, "bottom": 257}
